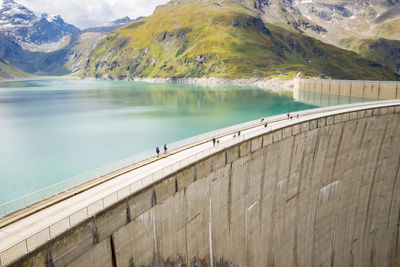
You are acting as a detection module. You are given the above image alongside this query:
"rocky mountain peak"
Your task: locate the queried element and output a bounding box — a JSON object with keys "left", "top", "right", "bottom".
{"left": 0, "top": 0, "right": 80, "bottom": 47}
{"left": 0, "top": 0, "right": 36, "bottom": 28}
{"left": 104, "top": 16, "right": 132, "bottom": 27}
{"left": 248, "top": 0, "right": 400, "bottom": 47}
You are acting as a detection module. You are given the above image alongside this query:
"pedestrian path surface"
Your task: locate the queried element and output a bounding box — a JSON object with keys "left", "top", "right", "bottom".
{"left": 0, "top": 120, "right": 267, "bottom": 254}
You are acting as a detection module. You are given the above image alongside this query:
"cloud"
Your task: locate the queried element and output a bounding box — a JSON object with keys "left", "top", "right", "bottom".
{"left": 17, "top": 0, "right": 169, "bottom": 29}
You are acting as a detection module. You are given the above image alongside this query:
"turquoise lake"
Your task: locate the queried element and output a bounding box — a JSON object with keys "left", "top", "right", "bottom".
{"left": 0, "top": 78, "right": 317, "bottom": 204}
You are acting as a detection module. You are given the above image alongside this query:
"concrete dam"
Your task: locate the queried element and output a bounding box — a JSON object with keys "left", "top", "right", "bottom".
{"left": 1, "top": 100, "right": 400, "bottom": 267}
{"left": 294, "top": 78, "right": 400, "bottom": 106}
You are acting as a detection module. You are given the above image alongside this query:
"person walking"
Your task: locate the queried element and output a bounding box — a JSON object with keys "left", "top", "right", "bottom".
{"left": 265, "top": 121, "right": 268, "bottom": 128}
{"left": 212, "top": 137, "right": 216, "bottom": 146}
{"left": 164, "top": 144, "right": 168, "bottom": 154}
{"left": 238, "top": 130, "right": 241, "bottom": 136}
{"left": 261, "top": 117, "right": 264, "bottom": 124}
{"left": 156, "top": 146, "right": 160, "bottom": 157}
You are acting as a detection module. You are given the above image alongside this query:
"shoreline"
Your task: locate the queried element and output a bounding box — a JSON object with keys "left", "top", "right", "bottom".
{"left": 129, "top": 77, "right": 294, "bottom": 91}
{"left": 1, "top": 75, "right": 295, "bottom": 91}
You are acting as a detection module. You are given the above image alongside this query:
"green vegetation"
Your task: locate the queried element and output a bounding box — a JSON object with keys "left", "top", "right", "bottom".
{"left": 339, "top": 37, "right": 400, "bottom": 76}
{"left": 0, "top": 58, "right": 30, "bottom": 80}
{"left": 359, "top": 38, "right": 400, "bottom": 75}
{"left": 84, "top": 0, "right": 397, "bottom": 81}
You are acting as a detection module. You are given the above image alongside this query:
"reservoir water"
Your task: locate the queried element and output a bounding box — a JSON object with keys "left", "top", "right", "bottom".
{"left": 0, "top": 78, "right": 316, "bottom": 204}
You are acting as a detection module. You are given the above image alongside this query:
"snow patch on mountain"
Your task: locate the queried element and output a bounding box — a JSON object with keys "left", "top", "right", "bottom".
{"left": 0, "top": 0, "right": 80, "bottom": 49}
{"left": 42, "top": 13, "right": 60, "bottom": 23}
{"left": 102, "top": 16, "right": 131, "bottom": 27}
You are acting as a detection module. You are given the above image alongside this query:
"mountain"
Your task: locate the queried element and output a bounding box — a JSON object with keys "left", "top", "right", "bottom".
{"left": 0, "top": 57, "right": 29, "bottom": 79}
{"left": 34, "top": 16, "right": 136, "bottom": 75}
{"left": 0, "top": 0, "right": 80, "bottom": 51}
{"left": 0, "top": 0, "right": 134, "bottom": 75}
{"left": 0, "top": 0, "right": 398, "bottom": 80}
{"left": 100, "top": 16, "right": 133, "bottom": 31}
{"left": 83, "top": 0, "right": 397, "bottom": 81}
{"left": 251, "top": 0, "right": 400, "bottom": 44}
{"left": 358, "top": 38, "right": 400, "bottom": 75}
{"left": 0, "top": 0, "right": 82, "bottom": 74}
{"left": 339, "top": 37, "right": 400, "bottom": 75}
{"left": 0, "top": 32, "right": 40, "bottom": 73}
{"left": 249, "top": 0, "right": 400, "bottom": 75}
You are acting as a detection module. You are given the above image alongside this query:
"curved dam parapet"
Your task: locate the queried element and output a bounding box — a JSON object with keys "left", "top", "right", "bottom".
{"left": 294, "top": 78, "right": 400, "bottom": 106}
{"left": 5, "top": 101, "right": 400, "bottom": 267}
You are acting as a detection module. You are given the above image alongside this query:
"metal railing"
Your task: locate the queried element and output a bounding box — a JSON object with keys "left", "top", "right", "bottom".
{"left": 1, "top": 100, "right": 399, "bottom": 266}
{"left": 3, "top": 97, "right": 394, "bottom": 218}
{"left": 0, "top": 120, "right": 274, "bottom": 266}
{"left": 0, "top": 119, "right": 265, "bottom": 218}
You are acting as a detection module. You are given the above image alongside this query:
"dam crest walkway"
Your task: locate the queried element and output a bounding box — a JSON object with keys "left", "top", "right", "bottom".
{"left": 1, "top": 100, "right": 400, "bottom": 266}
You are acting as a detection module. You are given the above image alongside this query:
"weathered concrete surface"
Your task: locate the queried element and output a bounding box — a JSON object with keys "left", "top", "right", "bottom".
{"left": 11, "top": 104, "right": 400, "bottom": 267}
{"left": 294, "top": 78, "right": 400, "bottom": 101}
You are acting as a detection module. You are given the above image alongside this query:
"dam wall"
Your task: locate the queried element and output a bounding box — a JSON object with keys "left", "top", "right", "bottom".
{"left": 294, "top": 78, "right": 400, "bottom": 102}
{"left": 11, "top": 103, "right": 400, "bottom": 267}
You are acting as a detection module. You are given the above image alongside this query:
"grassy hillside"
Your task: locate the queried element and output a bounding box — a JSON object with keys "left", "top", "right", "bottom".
{"left": 83, "top": 0, "right": 397, "bottom": 81}
{"left": 359, "top": 38, "right": 400, "bottom": 75}
{"left": 33, "top": 22, "right": 134, "bottom": 75}
{"left": 0, "top": 58, "right": 30, "bottom": 80}
{"left": 339, "top": 37, "right": 400, "bottom": 75}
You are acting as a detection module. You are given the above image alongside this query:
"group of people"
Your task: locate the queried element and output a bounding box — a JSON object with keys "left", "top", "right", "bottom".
{"left": 155, "top": 144, "right": 168, "bottom": 157}
{"left": 212, "top": 137, "right": 220, "bottom": 146}
{"left": 155, "top": 113, "right": 301, "bottom": 157}
{"left": 212, "top": 128, "right": 242, "bottom": 147}
{"left": 233, "top": 130, "right": 241, "bottom": 138}
{"left": 261, "top": 117, "right": 268, "bottom": 127}
{"left": 287, "top": 113, "right": 300, "bottom": 120}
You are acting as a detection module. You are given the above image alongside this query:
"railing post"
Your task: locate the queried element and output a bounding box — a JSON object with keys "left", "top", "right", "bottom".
{"left": 68, "top": 216, "right": 72, "bottom": 228}
{"left": 2, "top": 205, "right": 6, "bottom": 217}
{"left": 25, "top": 239, "right": 29, "bottom": 253}
{"left": 24, "top": 197, "right": 27, "bottom": 208}
{"left": 48, "top": 227, "right": 51, "bottom": 239}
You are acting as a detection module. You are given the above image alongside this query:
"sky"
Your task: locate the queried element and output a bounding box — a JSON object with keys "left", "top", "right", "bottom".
{"left": 18, "top": 0, "right": 170, "bottom": 29}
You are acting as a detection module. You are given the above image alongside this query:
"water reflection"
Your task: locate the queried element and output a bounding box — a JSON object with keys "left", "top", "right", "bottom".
{"left": 295, "top": 90, "right": 377, "bottom": 106}
{"left": 0, "top": 79, "right": 316, "bottom": 203}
